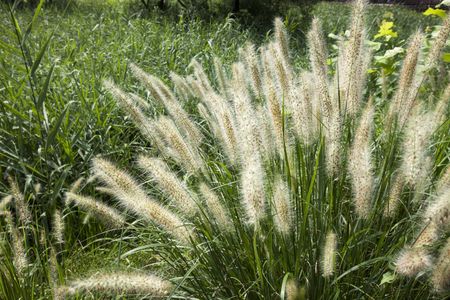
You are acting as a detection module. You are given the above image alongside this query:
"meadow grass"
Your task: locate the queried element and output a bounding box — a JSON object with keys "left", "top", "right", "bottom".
{"left": 0, "top": 0, "right": 448, "bottom": 299}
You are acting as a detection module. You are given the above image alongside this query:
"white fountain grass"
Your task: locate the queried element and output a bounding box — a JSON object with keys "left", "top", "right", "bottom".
{"left": 62, "top": 0, "right": 450, "bottom": 297}
{"left": 55, "top": 272, "right": 173, "bottom": 300}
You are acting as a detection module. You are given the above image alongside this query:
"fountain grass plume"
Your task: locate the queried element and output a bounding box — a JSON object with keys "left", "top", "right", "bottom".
{"left": 240, "top": 42, "right": 263, "bottom": 97}
{"left": 0, "top": 195, "right": 12, "bottom": 211}
{"left": 341, "top": 0, "right": 367, "bottom": 116}
{"left": 272, "top": 176, "right": 292, "bottom": 235}
{"left": 348, "top": 100, "right": 374, "bottom": 218}
{"left": 240, "top": 154, "right": 266, "bottom": 225}
{"left": 322, "top": 231, "right": 338, "bottom": 277}
{"left": 65, "top": 192, "right": 126, "bottom": 228}
{"left": 383, "top": 175, "right": 404, "bottom": 218}
{"left": 138, "top": 155, "right": 199, "bottom": 216}
{"left": 395, "top": 247, "right": 433, "bottom": 277}
{"left": 7, "top": 176, "right": 31, "bottom": 226}
{"left": 423, "top": 187, "right": 450, "bottom": 231}
{"left": 53, "top": 209, "right": 64, "bottom": 245}
{"left": 92, "top": 157, "right": 191, "bottom": 243}
{"left": 431, "top": 237, "right": 450, "bottom": 292}
{"left": 388, "top": 31, "right": 424, "bottom": 127}
{"left": 198, "top": 182, "right": 233, "bottom": 232}
{"left": 56, "top": 272, "right": 172, "bottom": 299}
{"left": 103, "top": 79, "right": 164, "bottom": 150}
{"left": 154, "top": 116, "right": 205, "bottom": 174}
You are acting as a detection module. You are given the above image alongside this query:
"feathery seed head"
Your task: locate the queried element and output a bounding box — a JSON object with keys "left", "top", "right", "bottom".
{"left": 129, "top": 68, "right": 204, "bottom": 148}
{"left": 431, "top": 237, "right": 450, "bottom": 292}
{"left": 290, "top": 73, "right": 317, "bottom": 144}
{"left": 57, "top": 272, "right": 173, "bottom": 298}
{"left": 129, "top": 63, "right": 163, "bottom": 103}
{"left": 343, "top": 0, "right": 367, "bottom": 115}
{"left": 103, "top": 79, "right": 159, "bottom": 146}
{"left": 92, "top": 158, "right": 191, "bottom": 243}
{"left": 66, "top": 192, "right": 126, "bottom": 228}
{"left": 129, "top": 92, "right": 150, "bottom": 110}
{"left": 199, "top": 183, "right": 233, "bottom": 232}
{"left": 285, "top": 278, "right": 301, "bottom": 300}
{"left": 395, "top": 247, "right": 432, "bottom": 277}
{"left": 308, "top": 18, "right": 328, "bottom": 84}
{"left": 307, "top": 18, "right": 332, "bottom": 128}
{"left": 325, "top": 110, "right": 343, "bottom": 177}
{"left": 268, "top": 42, "right": 293, "bottom": 97}
{"left": 189, "top": 59, "right": 214, "bottom": 94}
{"left": 436, "top": 165, "right": 450, "bottom": 194}
{"left": 7, "top": 177, "right": 31, "bottom": 226}
{"left": 388, "top": 31, "right": 424, "bottom": 127}
{"left": 425, "top": 13, "right": 450, "bottom": 70}
{"left": 272, "top": 177, "right": 292, "bottom": 235}
{"left": 274, "top": 17, "right": 289, "bottom": 61}
{"left": 413, "top": 222, "right": 439, "bottom": 248}
{"left": 69, "top": 177, "right": 85, "bottom": 194}
{"left": 213, "top": 57, "right": 230, "bottom": 98}
{"left": 53, "top": 209, "right": 64, "bottom": 245}
{"left": 0, "top": 195, "right": 12, "bottom": 211}
{"left": 138, "top": 156, "right": 198, "bottom": 216}
{"left": 241, "top": 154, "right": 266, "bottom": 225}
{"left": 423, "top": 187, "right": 450, "bottom": 231}
{"left": 92, "top": 158, "right": 137, "bottom": 194}
{"left": 170, "top": 72, "right": 193, "bottom": 101}
{"left": 322, "top": 231, "right": 337, "bottom": 277}
{"left": 240, "top": 42, "right": 263, "bottom": 97}
{"left": 155, "top": 116, "right": 205, "bottom": 174}
{"left": 400, "top": 109, "right": 435, "bottom": 187}
{"left": 383, "top": 175, "right": 404, "bottom": 218}
{"left": 348, "top": 101, "right": 374, "bottom": 218}
{"left": 10, "top": 222, "right": 28, "bottom": 276}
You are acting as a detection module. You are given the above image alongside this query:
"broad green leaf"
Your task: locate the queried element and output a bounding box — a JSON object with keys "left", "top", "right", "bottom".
{"left": 366, "top": 40, "right": 382, "bottom": 51}
{"left": 374, "top": 47, "right": 404, "bottom": 64}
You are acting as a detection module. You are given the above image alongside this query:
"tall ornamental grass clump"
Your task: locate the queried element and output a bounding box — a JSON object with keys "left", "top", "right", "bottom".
{"left": 60, "top": 0, "right": 449, "bottom": 298}
{"left": 0, "top": 178, "right": 65, "bottom": 300}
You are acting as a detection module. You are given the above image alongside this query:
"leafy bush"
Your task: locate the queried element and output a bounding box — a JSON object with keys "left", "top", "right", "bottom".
{"left": 55, "top": 0, "right": 450, "bottom": 298}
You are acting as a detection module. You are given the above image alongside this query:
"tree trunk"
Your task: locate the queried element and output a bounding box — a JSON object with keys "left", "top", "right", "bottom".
{"left": 232, "top": 0, "right": 239, "bottom": 13}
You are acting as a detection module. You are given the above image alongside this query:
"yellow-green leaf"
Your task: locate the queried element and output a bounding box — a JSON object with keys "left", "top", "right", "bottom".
{"left": 423, "top": 8, "right": 447, "bottom": 19}
{"left": 374, "top": 20, "right": 398, "bottom": 40}
{"left": 442, "top": 52, "right": 450, "bottom": 62}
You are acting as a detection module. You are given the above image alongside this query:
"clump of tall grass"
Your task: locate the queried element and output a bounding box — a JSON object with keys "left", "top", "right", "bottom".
{"left": 62, "top": 0, "right": 450, "bottom": 298}
{"left": 0, "top": 178, "right": 64, "bottom": 299}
